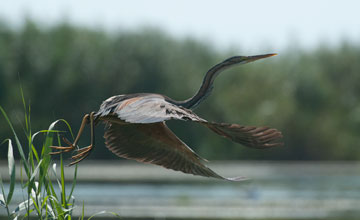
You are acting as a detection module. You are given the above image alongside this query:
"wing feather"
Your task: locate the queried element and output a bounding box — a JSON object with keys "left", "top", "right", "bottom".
{"left": 104, "top": 122, "right": 244, "bottom": 181}
{"left": 202, "top": 122, "right": 283, "bottom": 148}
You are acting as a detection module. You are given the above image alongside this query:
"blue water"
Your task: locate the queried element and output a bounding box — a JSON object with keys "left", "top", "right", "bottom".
{"left": 70, "top": 175, "right": 360, "bottom": 201}
{"left": 2, "top": 163, "right": 360, "bottom": 219}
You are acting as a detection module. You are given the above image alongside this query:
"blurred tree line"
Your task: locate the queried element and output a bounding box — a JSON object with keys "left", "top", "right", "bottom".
{"left": 1, "top": 20, "right": 359, "bottom": 161}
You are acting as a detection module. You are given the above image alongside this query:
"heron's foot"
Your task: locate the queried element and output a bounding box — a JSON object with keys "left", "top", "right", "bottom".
{"left": 69, "top": 145, "right": 94, "bottom": 166}
{"left": 49, "top": 137, "right": 76, "bottom": 155}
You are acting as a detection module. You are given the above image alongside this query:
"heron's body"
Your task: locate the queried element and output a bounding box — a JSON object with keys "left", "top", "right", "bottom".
{"left": 51, "top": 54, "right": 283, "bottom": 181}
{"left": 95, "top": 93, "right": 204, "bottom": 124}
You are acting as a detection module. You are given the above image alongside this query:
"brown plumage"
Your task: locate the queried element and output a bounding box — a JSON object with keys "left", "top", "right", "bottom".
{"left": 51, "top": 54, "right": 283, "bottom": 181}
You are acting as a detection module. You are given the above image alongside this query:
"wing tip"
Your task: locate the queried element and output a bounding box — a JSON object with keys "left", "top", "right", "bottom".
{"left": 225, "top": 176, "right": 249, "bottom": 182}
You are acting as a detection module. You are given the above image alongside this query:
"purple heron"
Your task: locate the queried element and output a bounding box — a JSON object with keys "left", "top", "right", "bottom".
{"left": 51, "top": 54, "right": 283, "bottom": 181}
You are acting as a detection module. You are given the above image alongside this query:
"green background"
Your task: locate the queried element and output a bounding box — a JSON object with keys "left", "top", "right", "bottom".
{"left": 1, "top": 20, "right": 359, "bottom": 161}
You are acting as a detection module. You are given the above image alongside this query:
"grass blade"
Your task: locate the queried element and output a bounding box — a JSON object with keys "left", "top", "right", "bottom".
{"left": 6, "top": 139, "right": 16, "bottom": 204}
{"left": 60, "top": 154, "right": 67, "bottom": 209}
{"left": 67, "top": 164, "right": 78, "bottom": 203}
{"left": 13, "top": 198, "right": 34, "bottom": 214}
{"left": 40, "top": 119, "right": 73, "bottom": 192}
{"left": 0, "top": 139, "right": 12, "bottom": 216}
{"left": 29, "top": 160, "right": 43, "bottom": 183}
{"left": 0, "top": 177, "right": 7, "bottom": 207}
{"left": 31, "top": 195, "right": 41, "bottom": 217}
{"left": 81, "top": 201, "right": 85, "bottom": 220}
{"left": 0, "top": 106, "right": 30, "bottom": 176}
{"left": 0, "top": 193, "right": 5, "bottom": 207}
{"left": 51, "top": 163, "right": 63, "bottom": 194}
{"left": 20, "top": 82, "right": 28, "bottom": 131}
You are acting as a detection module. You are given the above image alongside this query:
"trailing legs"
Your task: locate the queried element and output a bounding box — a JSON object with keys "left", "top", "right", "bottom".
{"left": 50, "top": 112, "right": 96, "bottom": 165}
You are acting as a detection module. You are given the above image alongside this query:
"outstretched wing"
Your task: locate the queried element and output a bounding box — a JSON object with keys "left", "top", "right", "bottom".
{"left": 97, "top": 94, "right": 283, "bottom": 149}
{"left": 202, "top": 122, "right": 283, "bottom": 148}
{"left": 99, "top": 94, "right": 282, "bottom": 180}
{"left": 104, "top": 122, "right": 245, "bottom": 181}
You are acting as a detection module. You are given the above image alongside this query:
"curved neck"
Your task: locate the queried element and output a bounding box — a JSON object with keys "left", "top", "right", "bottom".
{"left": 168, "top": 54, "right": 275, "bottom": 109}
{"left": 172, "top": 58, "right": 240, "bottom": 109}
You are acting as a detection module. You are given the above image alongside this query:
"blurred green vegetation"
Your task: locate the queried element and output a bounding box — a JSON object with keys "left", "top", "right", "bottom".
{"left": 1, "top": 20, "right": 359, "bottom": 161}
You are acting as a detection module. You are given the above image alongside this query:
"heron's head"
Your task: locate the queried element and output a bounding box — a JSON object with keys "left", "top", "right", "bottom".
{"left": 224, "top": 53, "right": 277, "bottom": 65}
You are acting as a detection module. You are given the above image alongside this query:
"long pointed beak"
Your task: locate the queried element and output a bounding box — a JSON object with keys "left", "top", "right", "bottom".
{"left": 245, "top": 53, "right": 277, "bottom": 63}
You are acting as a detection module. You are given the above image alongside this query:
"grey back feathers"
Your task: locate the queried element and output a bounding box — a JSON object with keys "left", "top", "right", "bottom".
{"left": 96, "top": 94, "right": 205, "bottom": 123}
